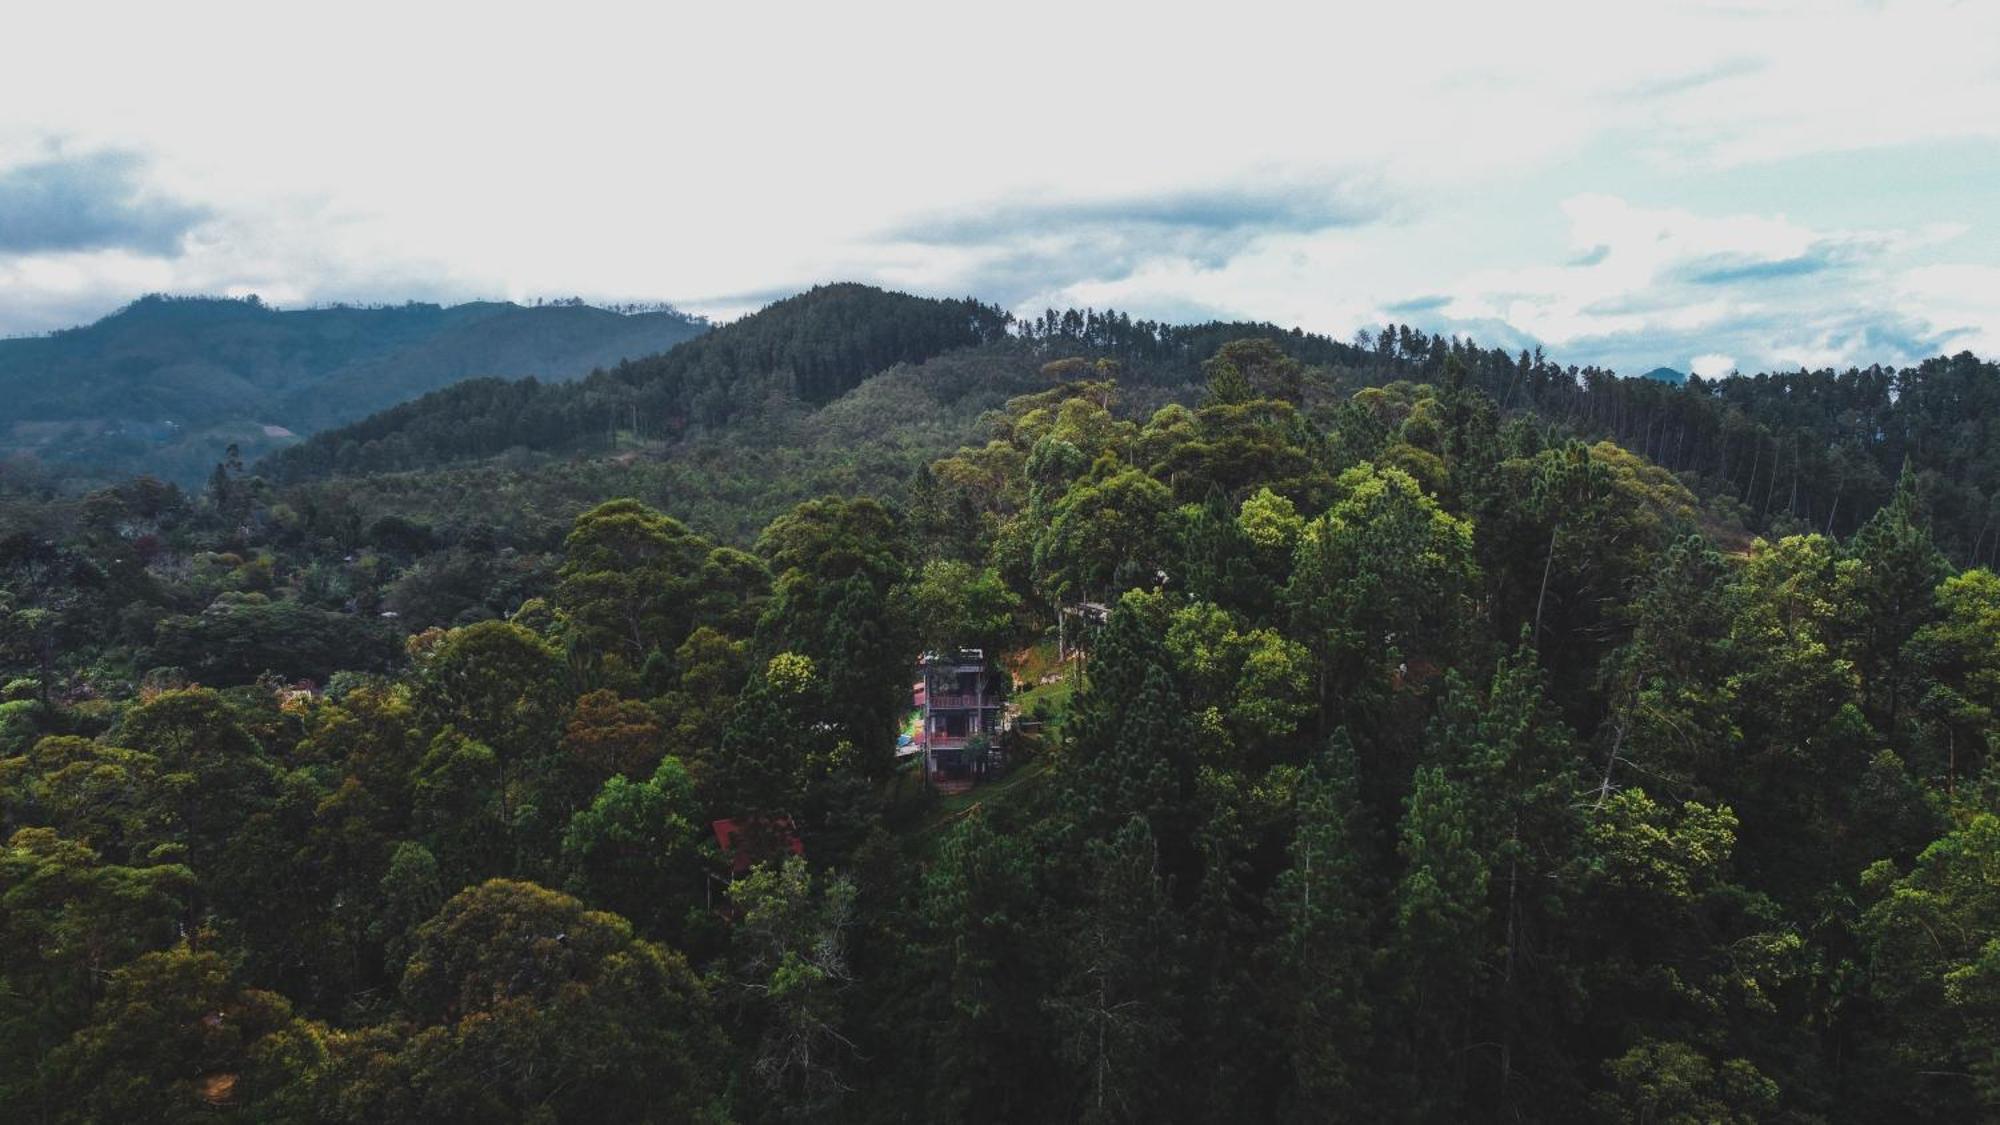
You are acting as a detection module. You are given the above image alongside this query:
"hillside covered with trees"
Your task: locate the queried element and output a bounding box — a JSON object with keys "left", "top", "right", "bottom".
{"left": 2, "top": 286, "right": 2000, "bottom": 1121}
{"left": 0, "top": 295, "right": 708, "bottom": 483}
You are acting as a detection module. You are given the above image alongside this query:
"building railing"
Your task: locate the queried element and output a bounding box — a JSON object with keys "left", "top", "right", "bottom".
{"left": 927, "top": 692, "right": 993, "bottom": 710}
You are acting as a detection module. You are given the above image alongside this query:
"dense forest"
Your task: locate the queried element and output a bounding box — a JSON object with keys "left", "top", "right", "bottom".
{"left": 3, "top": 285, "right": 2000, "bottom": 1121}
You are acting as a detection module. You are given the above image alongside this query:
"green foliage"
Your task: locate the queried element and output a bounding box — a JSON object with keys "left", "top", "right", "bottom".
{"left": 726, "top": 855, "right": 860, "bottom": 1121}
{"left": 396, "top": 878, "right": 725, "bottom": 1123}
{"left": 1595, "top": 1039, "right": 1780, "bottom": 1124}
{"left": 755, "top": 495, "right": 915, "bottom": 775}
{"left": 0, "top": 735, "right": 167, "bottom": 858}
{"left": 108, "top": 689, "right": 299, "bottom": 928}
{"left": 2, "top": 307, "right": 1998, "bottom": 1121}
{"left": 1390, "top": 765, "right": 1490, "bottom": 1111}
{"left": 0, "top": 827, "right": 194, "bottom": 1109}
{"left": 1858, "top": 813, "right": 2000, "bottom": 1116}
{"left": 1907, "top": 568, "right": 2000, "bottom": 788}
{"left": 1201, "top": 338, "right": 1303, "bottom": 406}
{"left": 913, "top": 811, "right": 1045, "bottom": 1121}
{"left": 1044, "top": 817, "right": 1184, "bottom": 1124}
{"left": 1287, "top": 461, "right": 1479, "bottom": 716}
{"left": 412, "top": 620, "right": 571, "bottom": 874}
{"left": 43, "top": 944, "right": 325, "bottom": 1123}
{"left": 1036, "top": 466, "right": 1173, "bottom": 603}
{"left": 561, "top": 756, "right": 711, "bottom": 941}
{"left": 906, "top": 559, "right": 1021, "bottom": 656}
{"left": 1269, "top": 733, "right": 1377, "bottom": 1111}
{"left": 153, "top": 594, "right": 399, "bottom": 684}
{"left": 555, "top": 498, "right": 713, "bottom": 667}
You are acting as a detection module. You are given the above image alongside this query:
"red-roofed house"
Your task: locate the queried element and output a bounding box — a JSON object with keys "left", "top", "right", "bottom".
{"left": 711, "top": 816, "right": 805, "bottom": 877}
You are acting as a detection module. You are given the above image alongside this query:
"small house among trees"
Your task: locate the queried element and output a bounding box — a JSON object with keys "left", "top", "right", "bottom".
{"left": 916, "top": 649, "right": 1008, "bottom": 792}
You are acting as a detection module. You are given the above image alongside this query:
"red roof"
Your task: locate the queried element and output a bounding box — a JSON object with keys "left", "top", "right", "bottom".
{"left": 711, "top": 816, "right": 805, "bottom": 876}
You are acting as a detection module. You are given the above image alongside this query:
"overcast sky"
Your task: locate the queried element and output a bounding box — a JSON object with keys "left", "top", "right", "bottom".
{"left": 4, "top": 0, "right": 1998, "bottom": 375}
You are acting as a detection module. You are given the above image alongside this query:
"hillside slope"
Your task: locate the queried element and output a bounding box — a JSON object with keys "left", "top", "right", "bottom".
{"left": 0, "top": 295, "right": 707, "bottom": 481}
{"left": 262, "top": 283, "right": 1017, "bottom": 481}
{"left": 262, "top": 285, "right": 1385, "bottom": 483}
{"left": 271, "top": 292, "right": 2000, "bottom": 570}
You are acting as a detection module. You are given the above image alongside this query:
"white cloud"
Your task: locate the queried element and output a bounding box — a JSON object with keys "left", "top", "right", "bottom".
{"left": 1374, "top": 192, "right": 2000, "bottom": 373}
{"left": 0, "top": 0, "right": 1994, "bottom": 369}
{"left": 1896, "top": 266, "right": 2000, "bottom": 358}
{"left": 1691, "top": 353, "right": 1736, "bottom": 378}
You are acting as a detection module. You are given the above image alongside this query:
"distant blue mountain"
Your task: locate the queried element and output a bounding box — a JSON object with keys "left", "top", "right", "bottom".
{"left": 0, "top": 295, "right": 708, "bottom": 481}
{"left": 1637, "top": 366, "right": 1688, "bottom": 384}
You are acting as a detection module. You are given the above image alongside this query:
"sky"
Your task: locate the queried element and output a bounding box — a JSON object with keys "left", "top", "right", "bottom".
{"left": 3, "top": 0, "right": 1999, "bottom": 376}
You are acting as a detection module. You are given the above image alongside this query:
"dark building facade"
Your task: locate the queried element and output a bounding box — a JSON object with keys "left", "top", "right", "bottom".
{"left": 917, "top": 648, "right": 1007, "bottom": 789}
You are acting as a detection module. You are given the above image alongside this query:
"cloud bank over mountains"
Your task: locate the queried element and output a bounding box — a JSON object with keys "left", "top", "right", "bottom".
{"left": 2, "top": 0, "right": 1997, "bottom": 375}
{"left": 0, "top": 150, "right": 209, "bottom": 257}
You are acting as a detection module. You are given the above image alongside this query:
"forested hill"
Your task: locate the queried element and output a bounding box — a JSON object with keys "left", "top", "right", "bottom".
{"left": 9, "top": 327, "right": 2000, "bottom": 1119}
{"left": 1024, "top": 318, "right": 2000, "bottom": 565}
{"left": 260, "top": 281, "right": 2000, "bottom": 570}
{"left": 1430, "top": 343, "right": 2000, "bottom": 563}
{"left": 261, "top": 284, "right": 1017, "bottom": 479}
{"left": 0, "top": 295, "right": 708, "bottom": 483}
{"left": 261, "top": 286, "right": 1390, "bottom": 482}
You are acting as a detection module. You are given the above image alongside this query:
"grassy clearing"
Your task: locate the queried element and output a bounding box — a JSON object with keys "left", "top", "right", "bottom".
{"left": 1007, "top": 638, "right": 1066, "bottom": 684}
{"left": 1007, "top": 638, "right": 1081, "bottom": 740}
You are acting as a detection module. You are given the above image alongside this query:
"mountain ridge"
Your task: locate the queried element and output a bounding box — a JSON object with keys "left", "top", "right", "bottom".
{"left": 0, "top": 294, "right": 709, "bottom": 482}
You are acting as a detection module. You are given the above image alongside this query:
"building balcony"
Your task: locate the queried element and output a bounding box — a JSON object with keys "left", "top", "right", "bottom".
{"left": 927, "top": 692, "right": 995, "bottom": 710}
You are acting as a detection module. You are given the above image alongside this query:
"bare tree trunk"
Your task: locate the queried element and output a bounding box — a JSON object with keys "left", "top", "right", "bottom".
{"left": 1788, "top": 435, "right": 1801, "bottom": 516}
{"left": 1500, "top": 850, "right": 1519, "bottom": 1111}
{"left": 1533, "top": 524, "right": 1559, "bottom": 643}
{"left": 1761, "top": 437, "right": 1781, "bottom": 519}
{"left": 1595, "top": 696, "right": 1632, "bottom": 809}
{"left": 1096, "top": 969, "right": 1109, "bottom": 1119}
